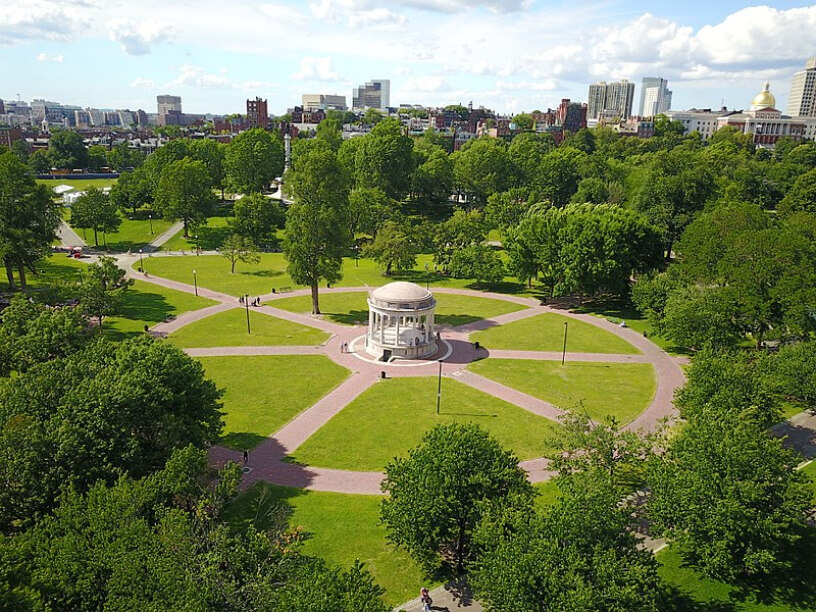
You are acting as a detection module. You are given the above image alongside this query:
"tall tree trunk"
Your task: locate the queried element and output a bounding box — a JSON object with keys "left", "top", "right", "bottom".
{"left": 183, "top": 218, "right": 189, "bottom": 238}
{"left": 231, "top": 258, "right": 236, "bottom": 273}
{"left": 4, "top": 258, "right": 15, "bottom": 291}
{"left": 17, "top": 259, "right": 27, "bottom": 290}
{"left": 310, "top": 281, "right": 320, "bottom": 315}
{"left": 93, "top": 227, "right": 99, "bottom": 247}
{"left": 456, "top": 520, "right": 466, "bottom": 574}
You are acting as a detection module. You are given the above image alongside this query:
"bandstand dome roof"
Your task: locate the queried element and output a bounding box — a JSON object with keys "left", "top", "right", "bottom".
{"left": 370, "top": 281, "right": 432, "bottom": 303}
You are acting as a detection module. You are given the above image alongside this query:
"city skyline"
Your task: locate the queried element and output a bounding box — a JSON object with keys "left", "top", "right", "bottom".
{"left": 2, "top": 1, "right": 816, "bottom": 115}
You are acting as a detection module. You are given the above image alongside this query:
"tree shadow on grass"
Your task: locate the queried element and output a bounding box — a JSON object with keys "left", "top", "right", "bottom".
{"left": 241, "top": 269, "right": 285, "bottom": 279}
{"left": 221, "top": 432, "right": 268, "bottom": 451}
{"left": 222, "top": 481, "right": 302, "bottom": 535}
{"left": 435, "top": 313, "right": 481, "bottom": 327}
{"left": 118, "top": 289, "right": 178, "bottom": 325}
{"left": 323, "top": 309, "right": 368, "bottom": 326}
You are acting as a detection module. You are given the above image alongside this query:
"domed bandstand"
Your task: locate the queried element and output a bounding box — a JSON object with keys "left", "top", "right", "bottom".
{"left": 365, "top": 282, "right": 437, "bottom": 360}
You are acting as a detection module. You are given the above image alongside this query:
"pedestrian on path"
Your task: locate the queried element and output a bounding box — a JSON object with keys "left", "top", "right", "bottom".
{"left": 243, "top": 450, "right": 249, "bottom": 464}
{"left": 420, "top": 587, "right": 432, "bottom": 612}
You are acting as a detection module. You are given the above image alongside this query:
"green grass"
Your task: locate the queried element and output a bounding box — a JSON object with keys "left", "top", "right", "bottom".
{"left": 103, "top": 279, "right": 217, "bottom": 341}
{"left": 198, "top": 355, "right": 349, "bottom": 450}
{"left": 657, "top": 542, "right": 816, "bottom": 611}
{"left": 270, "top": 290, "right": 527, "bottom": 327}
{"left": 8, "top": 254, "right": 89, "bottom": 291}
{"left": 162, "top": 214, "right": 233, "bottom": 251}
{"left": 37, "top": 177, "right": 118, "bottom": 191}
{"left": 223, "top": 483, "right": 429, "bottom": 606}
{"left": 471, "top": 312, "right": 640, "bottom": 355}
{"left": 468, "top": 359, "right": 656, "bottom": 425}
{"left": 168, "top": 308, "right": 330, "bottom": 348}
{"left": 799, "top": 460, "right": 816, "bottom": 505}
{"left": 290, "top": 377, "right": 561, "bottom": 471}
{"left": 144, "top": 253, "right": 539, "bottom": 299}
{"left": 533, "top": 479, "right": 562, "bottom": 510}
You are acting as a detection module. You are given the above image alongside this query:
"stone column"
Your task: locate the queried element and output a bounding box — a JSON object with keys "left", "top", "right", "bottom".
{"left": 395, "top": 316, "right": 401, "bottom": 347}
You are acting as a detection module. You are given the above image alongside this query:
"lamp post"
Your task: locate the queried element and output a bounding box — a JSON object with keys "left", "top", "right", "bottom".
{"left": 138, "top": 248, "right": 144, "bottom": 274}
{"left": 193, "top": 269, "right": 198, "bottom": 296}
{"left": 245, "top": 294, "right": 251, "bottom": 335}
{"left": 561, "top": 321, "right": 568, "bottom": 366}
{"left": 425, "top": 262, "right": 430, "bottom": 290}
{"left": 195, "top": 234, "right": 199, "bottom": 255}
{"left": 436, "top": 359, "right": 443, "bottom": 415}
{"left": 354, "top": 243, "right": 359, "bottom": 267}
{"left": 148, "top": 213, "right": 153, "bottom": 235}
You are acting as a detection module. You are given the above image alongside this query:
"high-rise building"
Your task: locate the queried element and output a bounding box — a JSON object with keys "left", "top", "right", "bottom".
{"left": 246, "top": 97, "right": 269, "bottom": 129}
{"left": 352, "top": 79, "right": 390, "bottom": 110}
{"left": 586, "top": 80, "right": 634, "bottom": 120}
{"left": 787, "top": 57, "right": 816, "bottom": 117}
{"left": 156, "top": 95, "right": 182, "bottom": 117}
{"left": 302, "top": 94, "right": 347, "bottom": 112}
{"left": 639, "top": 77, "right": 672, "bottom": 116}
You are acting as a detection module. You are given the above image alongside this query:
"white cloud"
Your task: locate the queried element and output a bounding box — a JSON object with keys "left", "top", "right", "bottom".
{"left": 169, "top": 64, "right": 233, "bottom": 88}
{"left": 130, "top": 77, "right": 155, "bottom": 89}
{"left": 36, "top": 52, "right": 63, "bottom": 62}
{"left": 0, "top": 0, "right": 86, "bottom": 45}
{"left": 257, "top": 4, "right": 308, "bottom": 25}
{"left": 107, "top": 19, "right": 175, "bottom": 55}
{"left": 291, "top": 56, "right": 339, "bottom": 81}
{"left": 495, "top": 79, "right": 557, "bottom": 92}
{"left": 402, "top": 76, "right": 450, "bottom": 92}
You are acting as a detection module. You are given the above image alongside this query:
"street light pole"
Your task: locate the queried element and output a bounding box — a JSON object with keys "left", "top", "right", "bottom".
{"left": 245, "top": 294, "right": 251, "bottom": 335}
{"left": 148, "top": 213, "right": 153, "bottom": 235}
{"left": 561, "top": 321, "right": 568, "bottom": 366}
{"left": 436, "top": 359, "right": 443, "bottom": 414}
{"left": 139, "top": 248, "right": 144, "bottom": 274}
{"left": 193, "top": 269, "right": 198, "bottom": 296}
{"left": 195, "top": 234, "right": 199, "bottom": 255}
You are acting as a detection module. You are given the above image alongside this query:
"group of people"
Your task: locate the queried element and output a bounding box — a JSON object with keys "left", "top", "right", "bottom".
{"left": 239, "top": 296, "right": 261, "bottom": 307}
{"left": 339, "top": 342, "right": 351, "bottom": 353}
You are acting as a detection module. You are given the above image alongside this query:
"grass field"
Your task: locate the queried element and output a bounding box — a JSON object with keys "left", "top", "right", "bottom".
{"left": 470, "top": 311, "right": 640, "bottom": 354}
{"left": 270, "top": 290, "right": 527, "bottom": 327}
{"left": 198, "top": 355, "right": 349, "bottom": 449}
{"left": 144, "top": 253, "right": 536, "bottom": 298}
{"left": 290, "top": 377, "right": 561, "bottom": 471}
{"left": 223, "top": 483, "right": 429, "bottom": 606}
{"left": 1, "top": 253, "right": 89, "bottom": 292}
{"left": 162, "top": 213, "right": 233, "bottom": 251}
{"left": 37, "top": 177, "right": 118, "bottom": 191}
{"left": 103, "top": 279, "right": 217, "bottom": 341}
{"left": 168, "top": 308, "right": 330, "bottom": 348}
{"left": 468, "top": 359, "right": 656, "bottom": 425}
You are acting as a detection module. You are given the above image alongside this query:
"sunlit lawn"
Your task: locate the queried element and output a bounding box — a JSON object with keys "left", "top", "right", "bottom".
{"left": 271, "top": 290, "right": 527, "bottom": 327}
{"left": 103, "top": 279, "right": 217, "bottom": 341}
{"left": 145, "top": 253, "right": 539, "bottom": 298}
{"left": 468, "top": 359, "right": 656, "bottom": 425}
{"left": 168, "top": 308, "right": 330, "bottom": 348}
{"left": 291, "top": 377, "right": 561, "bottom": 471}
{"left": 198, "top": 355, "right": 349, "bottom": 450}
{"left": 2, "top": 253, "right": 88, "bottom": 292}
{"left": 37, "top": 177, "right": 118, "bottom": 191}
{"left": 471, "top": 311, "right": 640, "bottom": 354}
{"left": 223, "top": 483, "right": 429, "bottom": 606}
{"left": 162, "top": 214, "right": 233, "bottom": 251}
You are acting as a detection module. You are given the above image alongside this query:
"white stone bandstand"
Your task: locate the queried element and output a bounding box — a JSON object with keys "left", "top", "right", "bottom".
{"left": 365, "top": 282, "right": 437, "bottom": 360}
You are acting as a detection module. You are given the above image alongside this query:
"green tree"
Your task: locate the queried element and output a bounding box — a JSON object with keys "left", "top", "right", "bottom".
{"left": 0, "top": 151, "right": 61, "bottom": 290}
{"left": 363, "top": 108, "right": 384, "bottom": 125}
{"left": 411, "top": 145, "right": 453, "bottom": 208}
{"left": 232, "top": 192, "right": 284, "bottom": 249}
{"left": 109, "top": 166, "right": 153, "bottom": 216}
{"left": 778, "top": 167, "right": 816, "bottom": 215}
{"left": 362, "top": 220, "right": 416, "bottom": 275}
{"left": 70, "top": 187, "right": 121, "bottom": 247}
{"left": 448, "top": 243, "right": 504, "bottom": 286}
{"left": 106, "top": 142, "right": 143, "bottom": 172}
{"left": 283, "top": 146, "right": 350, "bottom": 314}
{"left": 0, "top": 295, "right": 92, "bottom": 376}
{"left": 86, "top": 145, "right": 108, "bottom": 172}
{"left": 220, "top": 233, "right": 260, "bottom": 273}
{"left": 452, "top": 136, "right": 515, "bottom": 206}
{"left": 472, "top": 471, "right": 664, "bottom": 611}
{"left": 316, "top": 117, "right": 343, "bottom": 151}
{"left": 649, "top": 410, "right": 810, "bottom": 581}
{"left": 189, "top": 138, "right": 226, "bottom": 198}
{"left": 46, "top": 130, "right": 87, "bottom": 170}
{"left": 381, "top": 423, "right": 533, "bottom": 574}
{"left": 534, "top": 146, "right": 586, "bottom": 207}
{"left": 485, "top": 188, "right": 533, "bottom": 231}
{"left": 154, "top": 158, "right": 217, "bottom": 237}
{"left": 225, "top": 128, "right": 284, "bottom": 194}
{"left": 78, "top": 255, "right": 133, "bottom": 327}
{"left": 355, "top": 118, "right": 414, "bottom": 200}
{"left": 27, "top": 149, "right": 50, "bottom": 174}
{"left": 142, "top": 138, "right": 192, "bottom": 191}
{"left": 511, "top": 112, "right": 533, "bottom": 131}
{"left": 348, "top": 186, "right": 393, "bottom": 238}
{"left": 433, "top": 208, "right": 486, "bottom": 268}
{"left": 661, "top": 285, "right": 740, "bottom": 350}
{"left": 508, "top": 131, "right": 555, "bottom": 187}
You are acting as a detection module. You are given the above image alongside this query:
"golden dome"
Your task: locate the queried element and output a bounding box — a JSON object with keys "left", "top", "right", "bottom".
{"left": 750, "top": 81, "right": 776, "bottom": 110}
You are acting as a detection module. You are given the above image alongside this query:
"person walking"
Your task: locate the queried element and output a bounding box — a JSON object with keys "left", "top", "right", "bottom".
{"left": 243, "top": 450, "right": 249, "bottom": 464}
{"left": 420, "top": 587, "right": 432, "bottom": 612}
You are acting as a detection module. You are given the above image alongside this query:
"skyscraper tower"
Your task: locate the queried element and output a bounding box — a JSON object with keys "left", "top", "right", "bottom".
{"left": 787, "top": 58, "right": 816, "bottom": 117}
{"left": 639, "top": 77, "right": 673, "bottom": 116}
{"left": 586, "top": 79, "right": 635, "bottom": 120}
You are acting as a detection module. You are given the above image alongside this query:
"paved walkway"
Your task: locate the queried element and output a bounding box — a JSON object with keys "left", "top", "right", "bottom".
{"left": 147, "top": 221, "right": 183, "bottom": 250}
{"left": 57, "top": 219, "right": 86, "bottom": 248}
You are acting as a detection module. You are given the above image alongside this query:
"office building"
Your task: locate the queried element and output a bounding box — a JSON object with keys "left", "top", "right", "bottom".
{"left": 586, "top": 80, "right": 634, "bottom": 120}
{"left": 302, "top": 94, "right": 347, "bottom": 112}
{"left": 156, "top": 95, "right": 182, "bottom": 117}
{"left": 246, "top": 97, "right": 269, "bottom": 129}
{"left": 352, "top": 79, "right": 390, "bottom": 110}
{"left": 639, "top": 77, "right": 672, "bottom": 116}
{"left": 787, "top": 57, "right": 816, "bottom": 117}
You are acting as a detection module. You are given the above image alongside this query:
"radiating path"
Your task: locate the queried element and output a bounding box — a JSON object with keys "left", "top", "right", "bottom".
{"left": 57, "top": 219, "right": 86, "bottom": 247}
{"left": 184, "top": 345, "right": 326, "bottom": 357}
{"left": 453, "top": 370, "right": 564, "bottom": 422}
{"left": 146, "top": 220, "right": 183, "bottom": 250}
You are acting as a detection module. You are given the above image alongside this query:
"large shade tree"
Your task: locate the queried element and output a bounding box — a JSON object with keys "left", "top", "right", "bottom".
{"left": 154, "top": 158, "right": 217, "bottom": 237}
{"left": 225, "top": 128, "right": 284, "bottom": 194}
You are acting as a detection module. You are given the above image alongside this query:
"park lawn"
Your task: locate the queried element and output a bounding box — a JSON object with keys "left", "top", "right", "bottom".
{"left": 223, "top": 483, "right": 430, "bottom": 606}
{"left": 1, "top": 253, "right": 88, "bottom": 292}
{"left": 657, "top": 542, "right": 816, "bottom": 611}
{"left": 270, "top": 290, "right": 527, "bottom": 327}
{"left": 144, "top": 253, "right": 539, "bottom": 299}
{"left": 101, "top": 211, "right": 173, "bottom": 252}
{"left": 162, "top": 214, "right": 233, "bottom": 251}
{"left": 198, "top": 355, "right": 349, "bottom": 450}
{"left": 290, "top": 377, "right": 561, "bottom": 471}
{"left": 468, "top": 359, "right": 656, "bottom": 425}
{"left": 103, "top": 279, "right": 217, "bottom": 341}
{"left": 37, "top": 177, "right": 118, "bottom": 192}
{"left": 800, "top": 460, "right": 816, "bottom": 505}
{"left": 470, "top": 312, "right": 641, "bottom": 355}
{"left": 168, "top": 308, "right": 330, "bottom": 348}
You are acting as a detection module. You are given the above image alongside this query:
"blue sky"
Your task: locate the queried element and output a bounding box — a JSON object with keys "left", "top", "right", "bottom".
{"left": 2, "top": 1, "right": 815, "bottom": 115}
